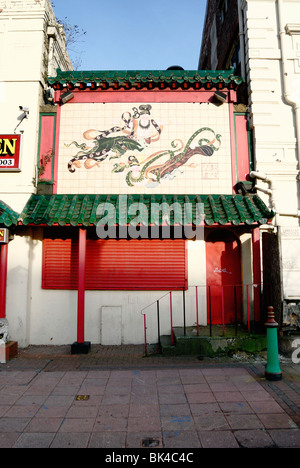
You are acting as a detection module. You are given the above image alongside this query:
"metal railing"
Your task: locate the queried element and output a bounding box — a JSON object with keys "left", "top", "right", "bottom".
{"left": 141, "top": 283, "right": 272, "bottom": 356}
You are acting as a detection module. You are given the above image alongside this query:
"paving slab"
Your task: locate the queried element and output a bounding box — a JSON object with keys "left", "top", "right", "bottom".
{"left": 0, "top": 345, "right": 299, "bottom": 448}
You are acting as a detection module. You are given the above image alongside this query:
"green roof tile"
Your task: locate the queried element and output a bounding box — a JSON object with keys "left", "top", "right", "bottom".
{"left": 19, "top": 194, "right": 274, "bottom": 227}
{"left": 0, "top": 201, "right": 19, "bottom": 227}
{"left": 48, "top": 68, "right": 243, "bottom": 90}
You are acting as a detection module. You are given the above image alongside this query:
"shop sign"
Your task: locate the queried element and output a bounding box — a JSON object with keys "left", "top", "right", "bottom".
{"left": 0, "top": 135, "right": 22, "bottom": 171}
{"left": 0, "top": 228, "right": 9, "bottom": 244}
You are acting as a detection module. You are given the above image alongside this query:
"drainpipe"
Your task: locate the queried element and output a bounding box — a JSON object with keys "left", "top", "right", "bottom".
{"left": 277, "top": 0, "right": 300, "bottom": 180}
{"left": 237, "top": 0, "right": 246, "bottom": 80}
{"left": 254, "top": 186, "right": 272, "bottom": 196}
{"left": 250, "top": 170, "right": 276, "bottom": 209}
{"left": 250, "top": 171, "right": 300, "bottom": 223}
{"left": 251, "top": 170, "right": 284, "bottom": 323}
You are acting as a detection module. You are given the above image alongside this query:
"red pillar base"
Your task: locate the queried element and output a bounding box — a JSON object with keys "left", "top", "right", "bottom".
{"left": 71, "top": 341, "right": 91, "bottom": 355}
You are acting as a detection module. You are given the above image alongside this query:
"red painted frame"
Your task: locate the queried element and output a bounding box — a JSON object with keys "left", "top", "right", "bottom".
{"left": 0, "top": 244, "right": 8, "bottom": 319}
{"left": 52, "top": 88, "right": 238, "bottom": 194}
{"left": 53, "top": 105, "right": 61, "bottom": 194}
{"left": 54, "top": 89, "right": 236, "bottom": 104}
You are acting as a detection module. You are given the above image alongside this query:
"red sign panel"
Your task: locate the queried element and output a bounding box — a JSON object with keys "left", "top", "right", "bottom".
{"left": 0, "top": 135, "right": 22, "bottom": 171}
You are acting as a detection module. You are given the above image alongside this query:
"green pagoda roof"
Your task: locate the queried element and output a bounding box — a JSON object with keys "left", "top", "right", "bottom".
{"left": 19, "top": 194, "right": 274, "bottom": 227}
{"left": 0, "top": 200, "right": 19, "bottom": 227}
{"left": 48, "top": 68, "right": 243, "bottom": 90}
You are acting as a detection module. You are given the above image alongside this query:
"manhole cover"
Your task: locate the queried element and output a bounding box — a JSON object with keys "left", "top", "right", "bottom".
{"left": 75, "top": 395, "right": 90, "bottom": 401}
{"left": 141, "top": 438, "right": 160, "bottom": 448}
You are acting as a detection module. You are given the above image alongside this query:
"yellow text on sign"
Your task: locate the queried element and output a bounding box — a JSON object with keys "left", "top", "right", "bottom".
{"left": 0, "top": 139, "right": 18, "bottom": 156}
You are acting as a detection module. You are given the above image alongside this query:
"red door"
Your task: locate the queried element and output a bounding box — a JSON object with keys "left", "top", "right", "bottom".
{"left": 206, "top": 230, "right": 242, "bottom": 325}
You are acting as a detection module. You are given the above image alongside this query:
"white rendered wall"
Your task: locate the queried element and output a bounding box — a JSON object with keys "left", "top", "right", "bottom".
{"left": 6, "top": 232, "right": 31, "bottom": 348}
{"left": 0, "top": 1, "right": 73, "bottom": 345}
{"left": 243, "top": 0, "right": 300, "bottom": 309}
{"left": 0, "top": 0, "right": 72, "bottom": 212}
{"left": 6, "top": 236, "right": 208, "bottom": 346}
{"left": 5, "top": 231, "right": 258, "bottom": 347}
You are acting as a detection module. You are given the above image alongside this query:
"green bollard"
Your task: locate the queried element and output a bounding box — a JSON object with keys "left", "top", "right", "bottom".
{"left": 265, "top": 306, "right": 282, "bottom": 381}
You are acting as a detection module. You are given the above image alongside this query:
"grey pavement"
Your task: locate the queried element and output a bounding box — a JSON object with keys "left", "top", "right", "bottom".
{"left": 0, "top": 344, "right": 299, "bottom": 449}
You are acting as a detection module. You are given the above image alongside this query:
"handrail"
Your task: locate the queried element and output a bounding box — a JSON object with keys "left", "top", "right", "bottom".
{"left": 140, "top": 291, "right": 170, "bottom": 315}
{"left": 141, "top": 291, "right": 174, "bottom": 356}
{"left": 141, "top": 283, "right": 272, "bottom": 356}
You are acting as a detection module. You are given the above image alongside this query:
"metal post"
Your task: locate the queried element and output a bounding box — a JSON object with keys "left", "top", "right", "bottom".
{"left": 265, "top": 306, "right": 282, "bottom": 381}
{"left": 196, "top": 286, "right": 199, "bottom": 336}
{"left": 234, "top": 285, "right": 237, "bottom": 336}
{"left": 170, "top": 292, "right": 174, "bottom": 346}
{"left": 247, "top": 284, "right": 250, "bottom": 334}
{"left": 221, "top": 286, "right": 225, "bottom": 336}
{"left": 183, "top": 287, "right": 186, "bottom": 336}
{"left": 208, "top": 286, "right": 212, "bottom": 337}
{"left": 157, "top": 300, "right": 160, "bottom": 346}
{"left": 143, "top": 314, "right": 148, "bottom": 356}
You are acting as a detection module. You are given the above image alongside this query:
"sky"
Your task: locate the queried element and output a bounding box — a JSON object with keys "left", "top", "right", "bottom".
{"left": 51, "top": 0, "right": 207, "bottom": 71}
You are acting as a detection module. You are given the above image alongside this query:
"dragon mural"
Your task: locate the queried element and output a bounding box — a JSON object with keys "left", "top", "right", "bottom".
{"left": 65, "top": 104, "right": 222, "bottom": 187}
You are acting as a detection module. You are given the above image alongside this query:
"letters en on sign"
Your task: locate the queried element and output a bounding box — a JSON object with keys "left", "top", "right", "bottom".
{"left": 0, "top": 229, "right": 9, "bottom": 244}
{"left": 0, "top": 135, "right": 22, "bottom": 171}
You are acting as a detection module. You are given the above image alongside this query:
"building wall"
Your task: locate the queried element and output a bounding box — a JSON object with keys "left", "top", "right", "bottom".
{"left": 1, "top": 2, "right": 259, "bottom": 347}
{"left": 0, "top": 0, "right": 72, "bottom": 346}
{"left": 6, "top": 232, "right": 208, "bottom": 346}
{"left": 6, "top": 230, "right": 255, "bottom": 347}
{"left": 198, "top": 0, "right": 239, "bottom": 71}
{"left": 10, "top": 89, "right": 255, "bottom": 346}
{"left": 0, "top": 0, "right": 72, "bottom": 212}
{"left": 199, "top": 0, "right": 300, "bottom": 328}
{"left": 241, "top": 0, "right": 300, "bottom": 324}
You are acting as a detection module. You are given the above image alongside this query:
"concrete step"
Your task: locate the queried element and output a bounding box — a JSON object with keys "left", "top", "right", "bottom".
{"left": 160, "top": 326, "right": 267, "bottom": 357}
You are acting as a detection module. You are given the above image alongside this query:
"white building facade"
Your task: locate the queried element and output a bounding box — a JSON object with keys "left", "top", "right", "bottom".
{"left": 0, "top": 0, "right": 72, "bottom": 211}
{"left": 241, "top": 0, "right": 300, "bottom": 328}
{"left": 0, "top": 0, "right": 275, "bottom": 351}
{"left": 0, "top": 0, "right": 72, "bottom": 347}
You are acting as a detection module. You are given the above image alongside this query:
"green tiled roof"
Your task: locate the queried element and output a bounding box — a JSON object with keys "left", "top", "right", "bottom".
{"left": 48, "top": 68, "right": 243, "bottom": 90}
{"left": 19, "top": 194, "right": 274, "bottom": 227}
{"left": 0, "top": 200, "right": 19, "bottom": 227}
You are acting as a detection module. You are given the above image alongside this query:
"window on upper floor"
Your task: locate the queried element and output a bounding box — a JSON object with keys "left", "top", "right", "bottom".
{"left": 230, "top": 42, "right": 241, "bottom": 74}
{"left": 220, "top": 0, "right": 229, "bottom": 24}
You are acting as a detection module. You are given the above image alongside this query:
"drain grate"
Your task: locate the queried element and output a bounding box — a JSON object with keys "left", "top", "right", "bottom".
{"left": 141, "top": 438, "right": 160, "bottom": 448}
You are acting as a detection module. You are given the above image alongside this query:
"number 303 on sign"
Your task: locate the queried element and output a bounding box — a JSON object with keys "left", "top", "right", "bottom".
{"left": 0, "top": 159, "right": 14, "bottom": 166}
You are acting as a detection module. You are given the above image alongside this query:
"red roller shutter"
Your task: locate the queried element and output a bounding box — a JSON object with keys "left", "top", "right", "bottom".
{"left": 86, "top": 239, "right": 187, "bottom": 290}
{"left": 42, "top": 238, "right": 187, "bottom": 290}
{"left": 42, "top": 238, "right": 78, "bottom": 289}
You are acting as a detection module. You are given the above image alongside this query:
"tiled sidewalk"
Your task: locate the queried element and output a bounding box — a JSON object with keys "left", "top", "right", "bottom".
{"left": 0, "top": 359, "right": 299, "bottom": 448}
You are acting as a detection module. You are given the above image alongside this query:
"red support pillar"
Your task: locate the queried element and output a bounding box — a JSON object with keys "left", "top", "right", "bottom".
{"left": 252, "top": 227, "right": 261, "bottom": 322}
{"left": 77, "top": 228, "right": 86, "bottom": 343}
{"left": 71, "top": 228, "right": 90, "bottom": 354}
{"left": 0, "top": 244, "right": 8, "bottom": 319}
